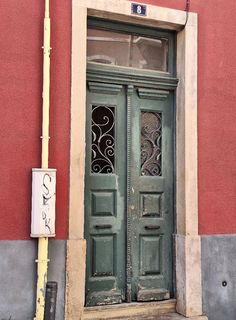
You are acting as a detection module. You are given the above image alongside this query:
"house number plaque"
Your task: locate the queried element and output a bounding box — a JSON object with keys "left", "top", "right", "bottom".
{"left": 131, "top": 3, "right": 147, "bottom": 16}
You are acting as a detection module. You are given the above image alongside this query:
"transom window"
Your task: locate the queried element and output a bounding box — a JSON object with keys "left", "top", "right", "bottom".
{"left": 86, "top": 19, "right": 175, "bottom": 75}
{"left": 87, "top": 28, "right": 168, "bottom": 72}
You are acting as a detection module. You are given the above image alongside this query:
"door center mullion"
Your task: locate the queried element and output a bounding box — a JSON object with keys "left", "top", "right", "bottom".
{"left": 126, "top": 84, "right": 134, "bottom": 303}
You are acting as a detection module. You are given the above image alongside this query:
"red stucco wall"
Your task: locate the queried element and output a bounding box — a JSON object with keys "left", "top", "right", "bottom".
{"left": 138, "top": 0, "right": 236, "bottom": 234}
{"left": 0, "top": 0, "right": 71, "bottom": 239}
{"left": 1, "top": 0, "right": 236, "bottom": 238}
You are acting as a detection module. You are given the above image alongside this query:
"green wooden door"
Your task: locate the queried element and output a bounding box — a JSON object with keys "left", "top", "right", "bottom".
{"left": 127, "top": 86, "right": 174, "bottom": 302}
{"left": 85, "top": 81, "right": 174, "bottom": 306}
{"left": 85, "top": 81, "right": 127, "bottom": 306}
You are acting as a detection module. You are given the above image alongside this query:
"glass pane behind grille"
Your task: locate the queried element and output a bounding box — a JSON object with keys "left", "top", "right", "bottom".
{"left": 91, "top": 105, "right": 115, "bottom": 174}
{"left": 141, "top": 112, "right": 162, "bottom": 176}
{"left": 87, "top": 28, "right": 168, "bottom": 72}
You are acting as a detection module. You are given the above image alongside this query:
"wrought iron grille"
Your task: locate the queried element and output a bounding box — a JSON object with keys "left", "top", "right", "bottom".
{"left": 91, "top": 105, "right": 115, "bottom": 174}
{"left": 141, "top": 111, "right": 162, "bottom": 176}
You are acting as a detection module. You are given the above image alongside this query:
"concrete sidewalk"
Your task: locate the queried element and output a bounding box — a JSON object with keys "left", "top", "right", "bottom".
{"left": 112, "top": 314, "right": 208, "bottom": 320}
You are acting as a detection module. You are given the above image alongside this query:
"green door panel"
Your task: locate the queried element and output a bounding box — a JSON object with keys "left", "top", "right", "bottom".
{"left": 85, "top": 82, "right": 127, "bottom": 306}
{"left": 85, "top": 81, "right": 174, "bottom": 306}
{"left": 127, "top": 87, "right": 174, "bottom": 302}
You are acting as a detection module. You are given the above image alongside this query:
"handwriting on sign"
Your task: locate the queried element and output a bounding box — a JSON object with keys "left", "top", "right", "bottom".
{"left": 31, "top": 168, "right": 56, "bottom": 237}
{"left": 41, "top": 173, "right": 53, "bottom": 234}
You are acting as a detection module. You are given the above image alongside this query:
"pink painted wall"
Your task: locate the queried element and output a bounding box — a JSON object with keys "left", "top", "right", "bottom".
{"left": 1, "top": 0, "right": 236, "bottom": 238}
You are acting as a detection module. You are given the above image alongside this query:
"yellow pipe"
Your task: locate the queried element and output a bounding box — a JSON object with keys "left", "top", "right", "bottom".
{"left": 35, "top": 0, "right": 51, "bottom": 319}
{"left": 41, "top": 0, "right": 50, "bottom": 170}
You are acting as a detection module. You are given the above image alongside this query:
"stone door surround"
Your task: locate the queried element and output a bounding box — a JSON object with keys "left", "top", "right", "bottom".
{"left": 66, "top": 1, "right": 202, "bottom": 319}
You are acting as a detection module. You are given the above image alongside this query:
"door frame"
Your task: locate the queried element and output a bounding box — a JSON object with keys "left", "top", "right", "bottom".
{"left": 66, "top": 1, "right": 201, "bottom": 319}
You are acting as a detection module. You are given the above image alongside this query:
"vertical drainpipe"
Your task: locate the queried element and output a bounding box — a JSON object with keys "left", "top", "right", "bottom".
{"left": 34, "top": 0, "right": 51, "bottom": 319}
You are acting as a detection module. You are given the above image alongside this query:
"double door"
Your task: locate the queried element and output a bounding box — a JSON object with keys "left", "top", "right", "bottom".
{"left": 85, "top": 79, "right": 174, "bottom": 306}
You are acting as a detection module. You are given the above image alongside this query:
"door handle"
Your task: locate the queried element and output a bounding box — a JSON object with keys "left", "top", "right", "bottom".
{"left": 145, "top": 225, "right": 160, "bottom": 230}
{"left": 95, "top": 224, "right": 112, "bottom": 229}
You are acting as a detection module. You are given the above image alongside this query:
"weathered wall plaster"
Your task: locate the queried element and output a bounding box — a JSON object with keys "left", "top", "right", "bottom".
{"left": 201, "top": 235, "right": 236, "bottom": 320}
{"left": 0, "top": 240, "right": 66, "bottom": 320}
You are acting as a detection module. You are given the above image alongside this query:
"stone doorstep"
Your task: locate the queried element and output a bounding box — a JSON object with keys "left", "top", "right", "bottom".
{"left": 83, "top": 300, "right": 208, "bottom": 320}
{"left": 83, "top": 299, "right": 176, "bottom": 319}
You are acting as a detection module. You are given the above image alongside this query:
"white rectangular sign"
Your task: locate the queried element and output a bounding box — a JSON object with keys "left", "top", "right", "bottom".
{"left": 31, "top": 168, "right": 56, "bottom": 237}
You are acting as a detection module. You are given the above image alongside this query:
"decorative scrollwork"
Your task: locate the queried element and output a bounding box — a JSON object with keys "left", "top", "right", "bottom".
{"left": 141, "top": 112, "right": 162, "bottom": 176}
{"left": 91, "top": 105, "right": 115, "bottom": 174}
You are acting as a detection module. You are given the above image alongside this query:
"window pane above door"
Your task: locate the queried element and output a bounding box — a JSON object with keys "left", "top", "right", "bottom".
{"left": 87, "top": 28, "right": 168, "bottom": 72}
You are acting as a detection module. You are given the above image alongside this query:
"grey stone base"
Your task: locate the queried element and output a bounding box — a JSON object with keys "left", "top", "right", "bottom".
{"left": 0, "top": 240, "right": 66, "bottom": 320}
{"left": 201, "top": 234, "right": 236, "bottom": 320}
